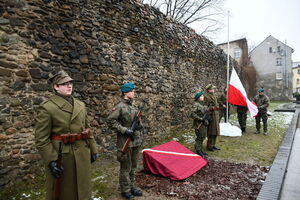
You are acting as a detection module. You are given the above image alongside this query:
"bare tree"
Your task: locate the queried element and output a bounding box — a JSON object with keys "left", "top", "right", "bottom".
{"left": 141, "top": 0, "right": 224, "bottom": 38}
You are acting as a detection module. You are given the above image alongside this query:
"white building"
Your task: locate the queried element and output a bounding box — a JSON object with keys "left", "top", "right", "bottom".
{"left": 249, "top": 35, "right": 294, "bottom": 100}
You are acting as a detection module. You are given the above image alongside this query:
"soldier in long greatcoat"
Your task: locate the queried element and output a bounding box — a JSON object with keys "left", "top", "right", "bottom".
{"left": 107, "top": 82, "right": 144, "bottom": 200}
{"left": 34, "top": 70, "right": 98, "bottom": 200}
{"left": 204, "top": 84, "right": 221, "bottom": 151}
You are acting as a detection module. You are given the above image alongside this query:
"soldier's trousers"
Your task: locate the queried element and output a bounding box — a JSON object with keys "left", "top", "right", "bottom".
{"left": 207, "top": 135, "right": 217, "bottom": 149}
{"left": 118, "top": 146, "right": 140, "bottom": 193}
{"left": 237, "top": 111, "right": 247, "bottom": 129}
{"left": 219, "top": 109, "right": 230, "bottom": 123}
{"left": 195, "top": 128, "right": 207, "bottom": 153}
{"left": 255, "top": 113, "right": 268, "bottom": 132}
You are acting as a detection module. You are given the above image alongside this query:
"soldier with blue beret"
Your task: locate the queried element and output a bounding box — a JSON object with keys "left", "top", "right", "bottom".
{"left": 107, "top": 82, "right": 144, "bottom": 199}
{"left": 191, "top": 91, "right": 210, "bottom": 157}
{"left": 253, "top": 88, "right": 269, "bottom": 135}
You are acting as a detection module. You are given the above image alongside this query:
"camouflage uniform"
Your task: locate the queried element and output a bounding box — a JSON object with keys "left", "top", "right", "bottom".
{"left": 253, "top": 94, "right": 270, "bottom": 133}
{"left": 190, "top": 101, "right": 209, "bottom": 154}
{"left": 236, "top": 105, "right": 248, "bottom": 133}
{"left": 107, "top": 99, "right": 143, "bottom": 194}
{"left": 204, "top": 91, "right": 220, "bottom": 150}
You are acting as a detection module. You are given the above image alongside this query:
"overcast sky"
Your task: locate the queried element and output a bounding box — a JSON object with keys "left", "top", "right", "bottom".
{"left": 212, "top": 0, "right": 300, "bottom": 62}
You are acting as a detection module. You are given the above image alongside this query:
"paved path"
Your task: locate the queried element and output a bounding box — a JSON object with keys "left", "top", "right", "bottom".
{"left": 280, "top": 128, "right": 300, "bottom": 200}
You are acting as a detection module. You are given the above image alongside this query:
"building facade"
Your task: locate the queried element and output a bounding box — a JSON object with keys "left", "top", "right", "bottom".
{"left": 292, "top": 62, "right": 300, "bottom": 93}
{"left": 249, "top": 35, "right": 294, "bottom": 100}
{"left": 218, "top": 38, "right": 257, "bottom": 98}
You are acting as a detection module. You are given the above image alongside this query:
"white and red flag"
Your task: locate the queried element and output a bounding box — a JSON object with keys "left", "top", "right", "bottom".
{"left": 228, "top": 68, "right": 258, "bottom": 117}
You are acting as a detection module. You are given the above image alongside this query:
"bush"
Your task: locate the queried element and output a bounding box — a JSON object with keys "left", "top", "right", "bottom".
{"left": 293, "top": 92, "right": 300, "bottom": 101}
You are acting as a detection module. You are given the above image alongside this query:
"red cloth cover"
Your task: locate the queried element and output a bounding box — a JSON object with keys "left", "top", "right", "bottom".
{"left": 142, "top": 140, "right": 208, "bottom": 180}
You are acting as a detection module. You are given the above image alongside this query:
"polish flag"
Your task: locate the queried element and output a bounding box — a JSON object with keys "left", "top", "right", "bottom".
{"left": 228, "top": 68, "right": 258, "bottom": 117}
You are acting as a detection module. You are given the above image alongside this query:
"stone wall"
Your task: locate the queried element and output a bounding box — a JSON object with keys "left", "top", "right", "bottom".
{"left": 0, "top": 0, "right": 227, "bottom": 187}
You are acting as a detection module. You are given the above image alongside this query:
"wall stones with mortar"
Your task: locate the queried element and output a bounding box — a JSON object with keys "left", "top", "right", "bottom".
{"left": 0, "top": 0, "right": 228, "bottom": 187}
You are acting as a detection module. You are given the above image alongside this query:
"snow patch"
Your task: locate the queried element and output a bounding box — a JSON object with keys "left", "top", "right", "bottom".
{"left": 220, "top": 122, "right": 242, "bottom": 137}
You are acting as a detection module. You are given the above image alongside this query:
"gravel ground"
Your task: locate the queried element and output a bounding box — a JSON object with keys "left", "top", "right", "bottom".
{"left": 136, "top": 158, "right": 269, "bottom": 200}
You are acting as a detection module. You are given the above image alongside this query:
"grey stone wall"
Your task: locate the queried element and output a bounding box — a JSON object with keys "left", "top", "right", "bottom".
{"left": 0, "top": 0, "right": 227, "bottom": 187}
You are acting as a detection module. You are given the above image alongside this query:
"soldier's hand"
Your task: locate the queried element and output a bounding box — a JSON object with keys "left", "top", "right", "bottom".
{"left": 91, "top": 154, "right": 97, "bottom": 163}
{"left": 125, "top": 129, "right": 135, "bottom": 141}
{"left": 48, "top": 161, "right": 64, "bottom": 178}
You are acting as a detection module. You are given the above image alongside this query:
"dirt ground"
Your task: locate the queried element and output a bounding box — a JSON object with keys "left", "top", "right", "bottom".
{"left": 135, "top": 158, "right": 269, "bottom": 200}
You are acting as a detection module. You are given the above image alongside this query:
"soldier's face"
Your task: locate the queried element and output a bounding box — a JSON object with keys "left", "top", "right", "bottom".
{"left": 125, "top": 90, "right": 135, "bottom": 99}
{"left": 208, "top": 89, "right": 215, "bottom": 93}
{"left": 199, "top": 95, "right": 204, "bottom": 101}
{"left": 54, "top": 82, "right": 73, "bottom": 96}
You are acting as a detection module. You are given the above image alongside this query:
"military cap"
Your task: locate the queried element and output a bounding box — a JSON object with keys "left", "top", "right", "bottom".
{"left": 120, "top": 82, "right": 135, "bottom": 93}
{"left": 205, "top": 84, "right": 216, "bottom": 90}
{"left": 49, "top": 70, "right": 73, "bottom": 85}
{"left": 258, "top": 88, "right": 264, "bottom": 92}
{"left": 194, "top": 92, "right": 204, "bottom": 100}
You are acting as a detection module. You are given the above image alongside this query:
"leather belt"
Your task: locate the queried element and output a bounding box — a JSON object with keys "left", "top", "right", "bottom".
{"left": 51, "top": 129, "right": 91, "bottom": 144}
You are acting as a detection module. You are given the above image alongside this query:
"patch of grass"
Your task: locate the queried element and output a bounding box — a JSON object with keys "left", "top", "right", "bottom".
{"left": 143, "top": 101, "right": 292, "bottom": 166}
{"left": 0, "top": 168, "right": 45, "bottom": 200}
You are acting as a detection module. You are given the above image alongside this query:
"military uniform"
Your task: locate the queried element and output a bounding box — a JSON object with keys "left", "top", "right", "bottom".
{"left": 218, "top": 92, "right": 229, "bottom": 122}
{"left": 204, "top": 84, "right": 220, "bottom": 151}
{"left": 190, "top": 95, "right": 209, "bottom": 155}
{"left": 237, "top": 105, "right": 248, "bottom": 133}
{"left": 253, "top": 92, "right": 269, "bottom": 134}
{"left": 107, "top": 82, "right": 143, "bottom": 199}
{"left": 34, "top": 75, "right": 98, "bottom": 200}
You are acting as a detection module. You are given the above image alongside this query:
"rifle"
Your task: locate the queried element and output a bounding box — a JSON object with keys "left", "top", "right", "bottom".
{"left": 52, "top": 142, "right": 63, "bottom": 200}
{"left": 121, "top": 102, "right": 145, "bottom": 153}
{"left": 197, "top": 112, "right": 211, "bottom": 129}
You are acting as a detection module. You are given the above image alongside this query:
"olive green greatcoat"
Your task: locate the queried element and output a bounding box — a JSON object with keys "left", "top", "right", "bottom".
{"left": 34, "top": 95, "right": 97, "bottom": 200}
{"left": 204, "top": 92, "right": 220, "bottom": 136}
{"left": 107, "top": 99, "right": 143, "bottom": 193}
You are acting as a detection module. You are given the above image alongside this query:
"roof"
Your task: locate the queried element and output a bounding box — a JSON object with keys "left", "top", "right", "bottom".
{"left": 217, "top": 37, "right": 247, "bottom": 46}
{"left": 250, "top": 35, "right": 294, "bottom": 55}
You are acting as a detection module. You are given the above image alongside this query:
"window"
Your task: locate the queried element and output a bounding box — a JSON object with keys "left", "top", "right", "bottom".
{"left": 277, "top": 46, "right": 281, "bottom": 52}
{"left": 269, "top": 47, "right": 273, "bottom": 53}
{"left": 298, "top": 69, "right": 300, "bottom": 74}
{"left": 276, "top": 58, "right": 282, "bottom": 66}
{"left": 276, "top": 72, "right": 282, "bottom": 80}
{"left": 234, "top": 48, "right": 241, "bottom": 58}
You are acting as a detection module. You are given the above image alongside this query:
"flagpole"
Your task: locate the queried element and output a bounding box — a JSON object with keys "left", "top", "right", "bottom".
{"left": 226, "top": 11, "right": 230, "bottom": 123}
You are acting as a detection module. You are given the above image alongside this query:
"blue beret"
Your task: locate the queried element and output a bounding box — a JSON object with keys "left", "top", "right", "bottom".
{"left": 194, "top": 92, "right": 204, "bottom": 100}
{"left": 120, "top": 82, "right": 135, "bottom": 93}
{"left": 258, "top": 88, "right": 264, "bottom": 92}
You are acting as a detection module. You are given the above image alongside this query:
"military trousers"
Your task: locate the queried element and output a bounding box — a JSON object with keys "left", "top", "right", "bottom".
{"left": 118, "top": 145, "right": 141, "bottom": 193}
{"left": 255, "top": 112, "right": 268, "bottom": 132}
{"left": 207, "top": 135, "right": 217, "bottom": 149}
{"left": 194, "top": 127, "right": 207, "bottom": 153}
{"left": 219, "top": 108, "right": 230, "bottom": 123}
{"left": 237, "top": 111, "right": 247, "bottom": 129}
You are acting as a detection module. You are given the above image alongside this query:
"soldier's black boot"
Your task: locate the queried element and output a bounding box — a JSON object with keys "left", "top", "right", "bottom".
{"left": 241, "top": 127, "right": 245, "bottom": 133}
{"left": 212, "top": 146, "right": 220, "bottom": 150}
{"left": 131, "top": 188, "right": 143, "bottom": 196}
{"left": 121, "top": 191, "right": 134, "bottom": 199}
